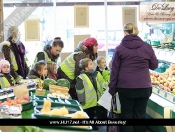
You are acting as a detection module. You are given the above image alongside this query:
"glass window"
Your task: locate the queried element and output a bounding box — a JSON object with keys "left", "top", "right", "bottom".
{"left": 3, "top": 2, "right": 148, "bottom": 65}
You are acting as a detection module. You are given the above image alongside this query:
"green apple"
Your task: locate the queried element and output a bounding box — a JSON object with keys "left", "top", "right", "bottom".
{"left": 172, "top": 89, "right": 175, "bottom": 95}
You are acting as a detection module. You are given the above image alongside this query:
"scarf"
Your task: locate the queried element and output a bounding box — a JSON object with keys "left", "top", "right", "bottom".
{"left": 8, "top": 37, "right": 26, "bottom": 79}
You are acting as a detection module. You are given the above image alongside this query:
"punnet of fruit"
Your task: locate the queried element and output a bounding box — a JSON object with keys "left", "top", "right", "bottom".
{"left": 0, "top": 95, "right": 30, "bottom": 106}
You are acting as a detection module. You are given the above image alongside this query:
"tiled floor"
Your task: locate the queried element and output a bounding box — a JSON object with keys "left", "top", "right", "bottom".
{"left": 92, "top": 126, "right": 152, "bottom": 132}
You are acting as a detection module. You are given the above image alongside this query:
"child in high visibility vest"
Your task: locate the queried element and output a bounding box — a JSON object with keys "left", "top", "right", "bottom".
{"left": 76, "top": 58, "right": 107, "bottom": 130}
{"left": 28, "top": 60, "right": 48, "bottom": 81}
{"left": 47, "top": 62, "right": 58, "bottom": 81}
{"left": 95, "top": 57, "right": 111, "bottom": 119}
{"left": 0, "top": 60, "right": 16, "bottom": 88}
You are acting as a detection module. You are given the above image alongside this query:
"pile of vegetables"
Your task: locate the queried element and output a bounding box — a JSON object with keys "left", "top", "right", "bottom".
{"left": 10, "top": 126, "right": 43, "bottom": 132}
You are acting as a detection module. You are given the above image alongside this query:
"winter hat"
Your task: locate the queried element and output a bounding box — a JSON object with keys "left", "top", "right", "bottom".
{"left": 0, "top": 60, "right": 10, "bottom": 72}
{"left": 82, "top": 37, "right": 98, "bottom": 47}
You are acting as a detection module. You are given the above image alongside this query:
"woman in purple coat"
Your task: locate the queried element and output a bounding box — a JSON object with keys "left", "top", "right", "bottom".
{"left": 108, "top": 23, "right": 158, "bottom": 132}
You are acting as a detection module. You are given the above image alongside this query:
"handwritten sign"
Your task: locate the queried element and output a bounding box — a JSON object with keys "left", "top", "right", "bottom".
{"left": 13, "top": 85, "right": 29, "bottom": 98}
{"left": 140, "top": 2, "right": 175, "bottom": 22}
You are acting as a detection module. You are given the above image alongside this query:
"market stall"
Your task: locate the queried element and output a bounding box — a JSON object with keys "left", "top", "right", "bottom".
{"left": 0, "top": 79, "right": 92, "bottom": 132}
{"left": 146, "top": 47, "right": 175, "bottom": 132}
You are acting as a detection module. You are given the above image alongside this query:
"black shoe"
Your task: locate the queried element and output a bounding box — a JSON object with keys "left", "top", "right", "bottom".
{"left": 92, "top": 126, "right": 99, "bottom": 130}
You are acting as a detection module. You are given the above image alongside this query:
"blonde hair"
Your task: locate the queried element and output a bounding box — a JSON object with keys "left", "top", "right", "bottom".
{"left": 123, "top": 23, "right": 139, "bottom": 35}
{"left": 47, "top": 62, "right": 57, "bottom": 74}
{"left": 8, "top": 26, "right": 19, "bottom": 40}
{"left": 79, "top": 58, "right": 92, "bottom": 70}
{"left": 96, "top": 56, "right": 106, "bottom": 65}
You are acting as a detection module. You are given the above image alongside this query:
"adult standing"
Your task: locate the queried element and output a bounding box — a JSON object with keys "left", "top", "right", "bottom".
{"left": 57, "top": 37, "right": 98, "bottom": 100}
{"left": 0, "top": 26, "right": 29, "bottom": 81}
{"left": 108, "top": 23, "right": 158, "bottom": 132}
{"left": 33, "top": 38, "right": 64, "bottom": 64}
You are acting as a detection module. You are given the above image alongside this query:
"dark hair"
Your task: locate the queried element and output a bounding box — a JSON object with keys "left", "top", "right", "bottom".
{"left": 85, "top": 46, "right": 98, "bottom": 61}
{"left": 79, "top": 58, "right": 92, "bottom": 70}
{"left": 54, "top": 37, "right": 61, "bottom": 40}
{"left": 52, "top": 39, "right": 64, "bottom": 48}
{"left": 28, "top": 60, "right": 46, "bottom": 75}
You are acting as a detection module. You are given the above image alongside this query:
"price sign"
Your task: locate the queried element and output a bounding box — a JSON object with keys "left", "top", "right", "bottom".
{"left": 173, "top": 97, "right": 175, "bottom": 102}
{"left": 157, "top": 89, "right": 160, "bottom": 94}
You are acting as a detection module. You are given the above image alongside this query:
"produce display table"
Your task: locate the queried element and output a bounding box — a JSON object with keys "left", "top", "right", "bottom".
{"left": 146, "top": 93, "right": 175, "bottom": 132}
{"left": 0, "top": 89, "right": 92, "bottom": 132}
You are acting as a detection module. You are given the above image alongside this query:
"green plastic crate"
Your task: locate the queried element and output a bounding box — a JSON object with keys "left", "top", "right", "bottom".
{"left": 154, "top": 67, "right": 166, "bottom": 73}
{"left": 34, "top": 100, "right": 83, "bottom": 112}
{"left": 34, "top": 95, "right": 80, "bottom": 106}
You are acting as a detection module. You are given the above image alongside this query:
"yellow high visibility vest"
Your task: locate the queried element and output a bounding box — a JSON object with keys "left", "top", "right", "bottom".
{"left": 76, "top": 72, "right": 104, "bottom": 109}
{"left": 60, "top": 51, "right": 82, "bottom": 80}
{"left": 33, "top": 51, "right": 58, "bottom": 67}
{"left": 0, "top": 76, "right": 16, "bottom": 88}
{"left": 10, "top": 50, "right": 18, "bottom": 71}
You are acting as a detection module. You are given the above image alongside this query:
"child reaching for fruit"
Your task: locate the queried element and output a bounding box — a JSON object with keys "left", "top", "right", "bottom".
{"left": 76, "top": 58, "right": 107, "bottom": 130}
{"left": 0, "top": 60, "right": 17, "bottom": 88}
{"left": 47, "top": 62, "right": 58, "bottom": 81}
{"left": 28, "top": 60, "right": 48, "bottom": 81}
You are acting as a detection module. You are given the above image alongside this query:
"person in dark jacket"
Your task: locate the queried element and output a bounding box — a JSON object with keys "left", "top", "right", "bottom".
{"left": 0, "top": 26, "right": 29, "bottom": 80}
{"left": 33, "top": 37, "right": 64, "bottom": 65}
{"left": 57, "top": 37, "right": 98, "bottom": 100}
{"left": 108, "top": 23, "right": 158, "bottom": 132}
{"left": 76, "top": 58, "right": 105, "bottom": 130}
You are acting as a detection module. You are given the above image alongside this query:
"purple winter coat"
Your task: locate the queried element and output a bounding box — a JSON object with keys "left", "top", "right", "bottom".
{"left": 109, "top": 34, "right": 158, "bottom": 95}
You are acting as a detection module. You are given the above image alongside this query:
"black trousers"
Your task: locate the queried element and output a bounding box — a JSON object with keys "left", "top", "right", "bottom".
{"left": 117, "top": 88, "right": 152, "bottom": 132}
{"left": 95, "top": 106, "right": 107, "bottom": 119}
{"left": 84, "top": 107, "right": 96, "bottom": 119}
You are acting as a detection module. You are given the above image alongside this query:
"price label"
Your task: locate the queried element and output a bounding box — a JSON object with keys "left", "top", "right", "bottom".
{"left": 164, "top": 93, "right": 167, "bottom": 98}
{"left": 173, "top": 97, "right": 175, "bottom": 102}
{"left": 157, "top": 89, "right": 160, "bottom": 94}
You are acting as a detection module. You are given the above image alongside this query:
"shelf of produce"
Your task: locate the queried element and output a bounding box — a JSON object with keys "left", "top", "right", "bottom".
{"left": 146, "top": 93, "right": 175, "bottom": 132}
{"left": 152, "top": 86, "right": 175, "bottom": 104}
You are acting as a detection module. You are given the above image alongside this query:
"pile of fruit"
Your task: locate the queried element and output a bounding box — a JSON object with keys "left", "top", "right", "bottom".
{"left": 0, "top": 95, "right": 30, "bottom": 106}
{"left": 150, "top": 69, "right": 175, "bottom": 93}
{"left": 40, "top": 99, "right": 87, "bottom": 118}
{"left": 10, "top": 126, "right": 43, "bottom": 132}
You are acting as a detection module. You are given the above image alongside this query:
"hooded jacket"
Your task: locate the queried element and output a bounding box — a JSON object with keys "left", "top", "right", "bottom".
{"left": 36, "top": 45, "right": 59, "bottom": 63}
{"left": 109, "top": 34, "right": 158, "bottom": 95}
{"left": 0, "top": 41, "right": 29, "bottom": 80}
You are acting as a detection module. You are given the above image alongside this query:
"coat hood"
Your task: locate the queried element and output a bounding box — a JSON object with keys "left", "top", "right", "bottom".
{"left": 44, "top": 44, "right": 59, "bottom": 58}
{"left": 0, "top": 41, "right": 11, "bottom": 52}
{"left": 121, "top": 35, "right": 143, "bottom": 49}
{"left": 74, "top": 42, "right": 87, "bottom": 53}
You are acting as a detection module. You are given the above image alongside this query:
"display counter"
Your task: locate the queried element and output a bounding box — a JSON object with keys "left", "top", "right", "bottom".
{"left": 146, "top": 92, "right": 175, "bottom": 132}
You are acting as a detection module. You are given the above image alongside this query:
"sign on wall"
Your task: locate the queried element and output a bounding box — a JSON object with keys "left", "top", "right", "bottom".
{"left": 25, "top": 18, "right": 40, "bottom": 41}
{"left": 122, "top": 7, "right": 137, "bottom": 27}
{"left": 74, "top": 5, "right": 89, "bottom": 28}
{"left": 139, "top": 2, "right": 175, "bottom": 22}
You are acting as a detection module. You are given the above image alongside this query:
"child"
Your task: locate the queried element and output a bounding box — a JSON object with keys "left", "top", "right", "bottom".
{"left": 28, "top": 60, "right": 48, "bottom": 81}
{"left": 95, "top": 57, "right": 111, "bottom": 120}
{"left": 47, "top": 62, "right": 58, "bottom": 81}
{"left": 0, "top": 60, "right": 16, "bottom": 88}
{"left": 76, "top": 58, "right": 106, "bottom": 130}
{"left": 95, "top": 56, "right": 108, "bottom": 74}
